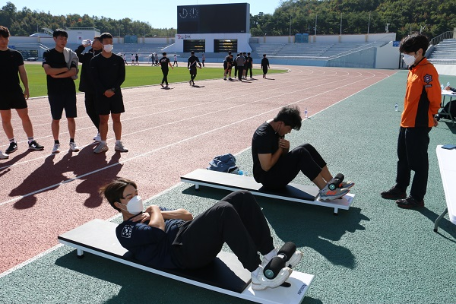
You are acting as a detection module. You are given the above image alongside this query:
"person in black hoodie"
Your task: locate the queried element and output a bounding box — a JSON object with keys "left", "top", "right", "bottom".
{"left": 75, "top": 37, "right": 103, "bottom": 142}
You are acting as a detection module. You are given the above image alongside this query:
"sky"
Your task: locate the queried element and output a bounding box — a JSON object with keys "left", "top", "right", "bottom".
{"left": 4, "top": 0, "right": 281, "bottom": 29}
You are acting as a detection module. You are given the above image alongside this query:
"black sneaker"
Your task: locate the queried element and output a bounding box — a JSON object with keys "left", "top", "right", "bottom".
{"left": 396, "top": 196, "right": 424, "bottom": 209}
{"left": 28, "top": 140, "right": 44, "bottom": 151}
{"left": 381, "top": 186, "right": 406, "bottom": 200}
{"left": 6, "top": 142, "right": 17, "bottom": 154}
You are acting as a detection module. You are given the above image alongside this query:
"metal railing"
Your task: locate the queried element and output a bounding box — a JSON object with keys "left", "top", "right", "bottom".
{"left": 430, "top": 31, "right": 454, "bottom": 46}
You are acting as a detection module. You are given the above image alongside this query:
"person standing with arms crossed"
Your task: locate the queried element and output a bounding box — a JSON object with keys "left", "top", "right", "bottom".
{"left": 235, "top": 53, "right": 245, "bottom": 81}
{"left": 187, "top": 51, "right": 202, "bottom": 86}
{"left": 42, "top": 29, "right": 80, "bottom": 153}
{"left": 159, "top": 52, "right": 173, "bottom": 88}
{"left": 381, "top": 34, "right": 441, "bottom": 209}
{"left": 75, "top": 36, "right": 103, "bottom": 142}
{"left": 90, "top": 32, "right": 128, "bottom": 154}
{"left": 245, "top": 52, "right": 253, "bottom": 79}
{"left": 0, "top": 26, "right": 44, "bottom": 157}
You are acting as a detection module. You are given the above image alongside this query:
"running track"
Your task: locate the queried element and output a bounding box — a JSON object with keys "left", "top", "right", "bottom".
{"left": 0, "top": 65, "right": 397, "bottom": 274}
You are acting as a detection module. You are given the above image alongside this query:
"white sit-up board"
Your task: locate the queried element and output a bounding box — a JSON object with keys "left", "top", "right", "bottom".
{"left": 58, "top": 219, "right": 315, "bottom": 304}
{"left": 181, "top": 169, "right": 355, "bottom": 214}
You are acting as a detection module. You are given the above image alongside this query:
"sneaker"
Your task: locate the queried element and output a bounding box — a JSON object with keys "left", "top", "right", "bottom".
{"left": 381, "top": 186, "right": 406, "bottom": 200}
{"left": 28, "top": 140, "right": 44, "bottom": 151}
{"left": 69, "top": 142, "right": 80, "bottom": 152}
{"left": 0, "top": 151, "right": 9, "bottom": 159}
{"left": 160, "top": 83, "right": 164, "bottom": 88}
{"left": 340, "top": 181, "right": 355, "bottom": 190}
{"left": 319, "top": 185, "right": 350, "bottom": 201}
{"left": 6, "top": 142, "right": 17, "bottom": 154}
{"left": 396, "top": 196, "right": 424, "bottom": 209}
{"left": 251, "top": 266, "right": 292, "bottom": 291}
{"left": 189, "top": 80, "right": 192, "bottom": 86}
{"left": 262, "top": 250, "right": 303, "bottom": 269}
{"left": 52, "top": 144, "right": 60, "bottom": 154}
{"left": 93, "top": 133, "right": 101, "bottom": 143}
{"left": 115, "top": 141, "right": 128, "bottom": 152}
{"left": 229, "top": 78, "right": 233, "bottom": 81}
{"left": 93, "top": 142, "right": 108, "bottom": 154}
{"left": 223, "top": 77, "right": 227, "bottom": 80}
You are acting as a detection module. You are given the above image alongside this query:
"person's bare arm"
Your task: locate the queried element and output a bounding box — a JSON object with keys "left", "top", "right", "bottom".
{"left": 18, "top": 65, "right": 29, "bottom": 99}
{"left": 161, "top": 209, "right": 193, "bottom": 221}
{"left": 51, "top": 67, "right": 77, "bottom": 78}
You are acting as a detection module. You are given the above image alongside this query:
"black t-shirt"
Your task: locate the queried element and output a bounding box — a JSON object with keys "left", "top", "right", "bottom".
{"left": 42, "top": 48, "right": 76, "bottom": 94}
{"left": 251, "top": 122, "right": 280, "bottom": 182}
{"left": 188, "top": 55, "right": 200, "bottom": 70}
{"left": 90, "top": 53, "right": 125, "bottom": 96}
{"left": 115, "top": 207, "right": 184, "bottom": 269}
{"left": 0, "top": 49, "right": 24, "bottom": 93}
{"left": 245, "top": 56, "right": 253, "bottom": 67}
{"left": 159, "top": 57, "right": 170, "bottom": 69}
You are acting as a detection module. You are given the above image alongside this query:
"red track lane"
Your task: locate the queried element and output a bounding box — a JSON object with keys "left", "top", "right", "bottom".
{"left": 0, "top": 66, "right": 396, "bottom": 273}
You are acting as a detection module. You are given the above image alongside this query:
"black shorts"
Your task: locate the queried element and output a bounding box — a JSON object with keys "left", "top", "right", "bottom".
{"left": 48, "top": 93, "right": 77, "bottom": 120}
{"left": 95, "top": 93, "right": 125, "bottom": 115}
{"left": 223, "top": 62, "right": 227, "bottom": 70}
{"left": 0, "top": 91, "right": 27, "bottom": 110}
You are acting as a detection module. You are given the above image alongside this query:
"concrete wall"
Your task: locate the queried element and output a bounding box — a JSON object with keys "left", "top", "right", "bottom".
{"left": 166, "top": 33, "right": 251, "bottom": 53}
{"left": 375, "top": 41, "right": 401, "bottom": 69}
{"left": 253, "top": 33, "right": 396, "bottom": 44}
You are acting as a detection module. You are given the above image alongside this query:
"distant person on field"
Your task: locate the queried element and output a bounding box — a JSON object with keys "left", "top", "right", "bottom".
{"left": 252, "top": 106, "right": 354, "bottom": 201}
{"left": 173, "top": 54, "right": 178, "bottom": 67}
{"left": 235, "top": 53, "right": 245, "bottom": 81}
{"left": 159, "top": 52, "right": 173, "bottom": 88}
{"left": 261, "top": 54, "right": 270, "bottom": 78}
{"left": 75, "top": 36, "right": 103, "bottom": 142}
{"left": 381, "top": 33, "right": 441, "bottom": 209}
{"left": 187, "top": 51, "right": 202, "bottom": 86}
{"left": 223, "top": 51, "right": 233, "bottom": 81}
{"left": 245, "top": 52, "right": 253, "bottom": 79}
{"left": 42, "top": 28, "right": 80, "bottom": 153}
{"left": 122, "top": 53, "right": 128, "bottom": 65}
{"left": 90, "top": 32, "right": 128, "bottom": 154}
{"left": 0, "top": 25, "right": 44, "bottom": 158}
{"left": 201, "top": 53, "right": 206, "bottom": 67}
{"left": 131, "top": 54, "right": 135, "bottom": 65}
{"left": 242, "top": 52, "right": 248, "bottom": 79}
{"left": 135, "top": 53, "right": 139, "bottom": 65}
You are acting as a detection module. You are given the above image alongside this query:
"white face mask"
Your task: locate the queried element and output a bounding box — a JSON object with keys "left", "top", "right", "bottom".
{"left": 103, "top": 44, "right": 114, "bottom": 53}
{"left": 402, "top": 53, "right": 416, "bottom": 66}
{"left": 125, "top": 195, "right": 143, "bottom": 214}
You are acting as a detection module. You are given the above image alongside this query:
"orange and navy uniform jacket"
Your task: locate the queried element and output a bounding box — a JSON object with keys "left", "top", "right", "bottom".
{"left": 401, "top": 57, "right": 441, "bottom": 128}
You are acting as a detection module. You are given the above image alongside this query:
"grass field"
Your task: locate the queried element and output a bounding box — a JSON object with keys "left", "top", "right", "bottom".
{"left": 23, "top": 63, "right": 286, "bottom": 98}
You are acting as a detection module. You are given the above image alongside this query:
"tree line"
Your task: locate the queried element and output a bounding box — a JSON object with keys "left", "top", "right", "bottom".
{"left": 0, "top": 2, "right": 175, "bottom": 37}
{"left": 2, "top": 0, "right": 456, "bottom": 40}
{"left": 252, "top": 0, "right": 456, "bottom": 40}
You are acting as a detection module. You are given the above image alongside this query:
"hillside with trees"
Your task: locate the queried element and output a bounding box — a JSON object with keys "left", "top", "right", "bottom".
{"left": 252, "top": 0, "right": 456, "bottom": 39}
{"left": 1, "top": 0, "right": 456, "bottom": 40}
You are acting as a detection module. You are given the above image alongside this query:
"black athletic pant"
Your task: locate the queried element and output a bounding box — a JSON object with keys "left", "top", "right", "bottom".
{"left": 246, "top": 65, "right": 252, "bottom": 78}
{"left": 84, "top": 92, "right": 99, "bottom": 131}
{"left": 234, "top": 66, "right": 238, "bottom": 77}
{"left": 263, "top": 67, "right": 268, "bottom": 76}
{"left": 237, "top": 66, "right": 244, "bottom": 81}
{"left": 172, "top": 191, "right": 274, "bottom": 272}
{"left": 260, "top": 143, "right": 327, "bottom": 190}
{"left": 190, "top": 68, "right": 197, "bottom": 83}
{"left": 395, "top": 127, "right": 431, "bottom": 201}
{"left": 161, "top": 69, "right": 169, "bottom": 85}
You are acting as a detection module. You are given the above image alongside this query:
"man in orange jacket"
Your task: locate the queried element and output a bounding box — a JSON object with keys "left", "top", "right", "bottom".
{"left": 381, "top": 34, "right": 441, "bottom": 209}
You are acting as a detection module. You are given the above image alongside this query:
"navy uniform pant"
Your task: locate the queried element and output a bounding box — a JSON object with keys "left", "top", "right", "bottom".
{"left": 396, "top": 127, "right": 431, "bottom": 201}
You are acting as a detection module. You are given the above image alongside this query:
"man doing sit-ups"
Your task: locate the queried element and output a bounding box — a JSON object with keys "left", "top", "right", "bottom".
{"left": 252, "top": 105, "right": 354, "bottom": 200}
{"left": 101, "top": 178, "right": 303, "bottom": 290}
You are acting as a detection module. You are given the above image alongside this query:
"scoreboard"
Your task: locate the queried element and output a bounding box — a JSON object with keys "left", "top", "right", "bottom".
{"left": 177, "top": 3, "right": 250, "bottom": 34}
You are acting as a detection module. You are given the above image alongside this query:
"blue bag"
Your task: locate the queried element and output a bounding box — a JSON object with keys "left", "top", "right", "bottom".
{"left": 207, "top": 153, "right": 238, "bottom": 173}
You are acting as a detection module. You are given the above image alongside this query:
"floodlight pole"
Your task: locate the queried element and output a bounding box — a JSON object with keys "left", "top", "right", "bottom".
{"left": 367, "top": 12, "right": 371, "bottom": 34}
{"left": 314, "top": 14, "right": 317, "bottom": 36}
{"left": 340, "top": 12, "right": 342, "bottom": 35}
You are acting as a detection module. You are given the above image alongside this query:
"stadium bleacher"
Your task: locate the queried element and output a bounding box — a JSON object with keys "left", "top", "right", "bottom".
{"left": 428, "top": 39, "right": 456, "bottom": 65}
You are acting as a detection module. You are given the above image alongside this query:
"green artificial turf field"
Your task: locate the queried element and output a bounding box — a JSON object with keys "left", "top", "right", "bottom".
{"left": 23, "top": 63, "right": 286, "bottom": 98}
